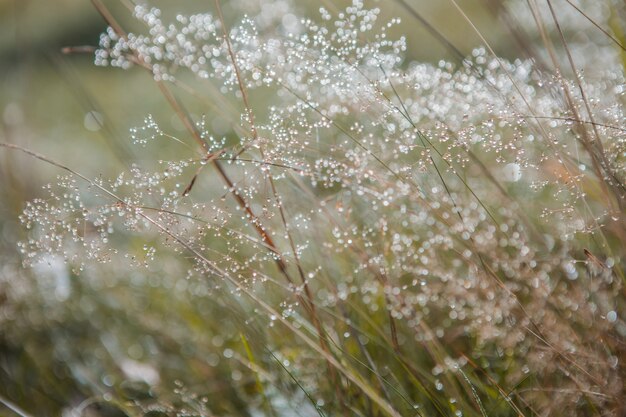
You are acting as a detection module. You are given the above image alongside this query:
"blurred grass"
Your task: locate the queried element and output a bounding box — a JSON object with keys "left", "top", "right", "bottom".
{"left": 1, "top": 1, "right": 623, "bottom": 416}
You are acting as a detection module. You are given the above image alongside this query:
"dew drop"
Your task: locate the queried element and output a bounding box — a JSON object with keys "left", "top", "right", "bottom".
{"left": 503, "top": 163, "right": 521, "bottom": 182}
{"left": 607, "top": 311, "right": 617, "bottom": 323}
{"left": 84, "top": 111, "right": 104, "bottom": 132}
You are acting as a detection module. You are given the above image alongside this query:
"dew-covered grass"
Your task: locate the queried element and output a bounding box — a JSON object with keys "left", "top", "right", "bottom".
{"left": 1, "top": 1, "right": 625, "bottom": 416}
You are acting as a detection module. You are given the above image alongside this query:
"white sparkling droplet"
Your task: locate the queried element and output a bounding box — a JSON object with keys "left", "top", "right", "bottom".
{"left": 607, "top": 311, "right": 617, "bottom": 323}
{"left": 503, "top": 163, "right": 522, "bottom": 182}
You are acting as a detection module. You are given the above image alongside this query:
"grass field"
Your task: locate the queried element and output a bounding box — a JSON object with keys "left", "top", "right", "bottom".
{"left": 1, "top": 1, "right": 625, "bottom": 416}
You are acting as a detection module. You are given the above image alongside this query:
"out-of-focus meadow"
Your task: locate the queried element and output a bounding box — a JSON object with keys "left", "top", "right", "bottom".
{"left": 1, "top": 1, "right": 624, "bottom": 416}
